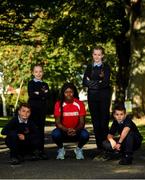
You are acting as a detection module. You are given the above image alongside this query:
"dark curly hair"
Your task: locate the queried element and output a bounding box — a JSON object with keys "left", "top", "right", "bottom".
{"left": 59, "top": 82, "right": 79, "bottom": 121}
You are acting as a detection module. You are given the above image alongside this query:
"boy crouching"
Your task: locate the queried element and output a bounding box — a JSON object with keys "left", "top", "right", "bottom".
{"left": 103, "top": 104, "right": 143, "bottom": 165}
{"left": 1, "top": 103, "right": 42, "bottom": 165}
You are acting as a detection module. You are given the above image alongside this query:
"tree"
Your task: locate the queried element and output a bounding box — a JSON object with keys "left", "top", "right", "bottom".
{"left": 0, "top": 72, "right": 7, "bottom": 116}
{"left": 127, "top": 0, "right": 145, "bottom": 116}
{"left": 1, "top": 0, "right": 144, "bottom": 115}
{"left": 0, "top": 0, "right": 122, "bottom": 111}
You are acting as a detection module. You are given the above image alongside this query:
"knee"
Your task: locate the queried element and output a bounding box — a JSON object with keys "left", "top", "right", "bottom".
{"left": 30, "top": 134, "right": 41, "bottom": 146}
{"left": 6, "top": 132, "right": 18, "bottom": 142}
{"left": 80, "top": 129, "right": 89, "bottom": 141}
{"left": 125, "top": 131, "right": 134, "bottom": 141}
{"left": 5, "top": 133, "right": 18, "bottom": 147}
{"left": 102, "top": 140, "right": 112, "bottom": 151}
{"left": 51, "top": 128, "right": 62, "bottom": 140}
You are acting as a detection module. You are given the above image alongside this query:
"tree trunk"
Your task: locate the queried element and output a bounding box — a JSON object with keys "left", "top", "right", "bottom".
{"left": 1, "top": 93, "right": 7, "bottom": 116}
{"left": 115, "top": 36, "right": 131, "bottom": 103}
{"left": 114, "top": 1, "right": 131, "bottom": 104}
{"left": 14, "top": 80, "right": 24, "bottom": 110}
{"left": 128, "top": 0, "right": 145, "bottom": 117}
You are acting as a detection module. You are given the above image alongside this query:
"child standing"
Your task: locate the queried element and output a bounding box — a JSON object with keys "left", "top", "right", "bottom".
{"left": 83, "top": 46, "right": 112, "bottom": 155}
{"left": 1, "top": 103, "right": 41, "bottom": 165}
{"left": 102, "top": 104, "right": 143, "bottom": 165}
{"left": 28, "top": 64, "right": 49, "bottom": 159}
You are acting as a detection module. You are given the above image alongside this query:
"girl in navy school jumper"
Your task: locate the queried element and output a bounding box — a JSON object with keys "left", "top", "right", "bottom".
{"left": 28, "top": 64, "right": 49, "bottom": 159}
{"left": 83, "top": 46, "right": 112, "bottom": 153}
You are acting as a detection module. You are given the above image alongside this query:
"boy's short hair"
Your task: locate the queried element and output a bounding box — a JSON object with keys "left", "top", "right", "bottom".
{"left": 93, "top": 46, "right": 105, "bottom": 55}
{"left": 19, "top": 103, "right": 31, "bottom": 111}
{"left": 31, "top": 64, "right": 43, "bottom": 71}
{"left": 113, "top": 103, "right": 126, "bottom": 113}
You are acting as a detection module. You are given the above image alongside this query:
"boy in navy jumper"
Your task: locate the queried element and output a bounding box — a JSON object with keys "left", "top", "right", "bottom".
{"left": 1, "top": 103, "right": 41, "bottom": 165}
{"left": 102, "top": 104, "right": 143, "bottom": 165}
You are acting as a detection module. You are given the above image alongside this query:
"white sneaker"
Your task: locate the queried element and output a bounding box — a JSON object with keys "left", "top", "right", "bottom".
{"left": 56, "top": 147, "right": 65, "bottom": 160}
{"left": 74, "top": 147, "right": 84, "bottom": 160}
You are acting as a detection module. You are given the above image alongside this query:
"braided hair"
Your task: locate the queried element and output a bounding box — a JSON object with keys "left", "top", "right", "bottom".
{"left": 59, "top": 82, "right": 79, "bottom": 121}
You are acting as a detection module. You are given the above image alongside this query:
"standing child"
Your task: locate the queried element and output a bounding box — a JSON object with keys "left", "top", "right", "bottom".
{"left": 1, "top": 103, "right": 41, "bottom": 165}
{"left": 83, "top": 46, "right": 112, "bottom": 155}
{"left": 28, "top": 64, "right": 49, "bottom": 159}
{"left": 102, "top": 104, "right": 143, "bottom": 165}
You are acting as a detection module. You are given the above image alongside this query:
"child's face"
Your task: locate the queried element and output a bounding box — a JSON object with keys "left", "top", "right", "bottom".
{"left": 92, "top": 49, "right": 104, "bottom": 63}
{"left": 33, "top": 66, "right": 43, "bottom": 80}
{"left": 64, "top": 88, "right": 74, "bottom": 102}
{"left": 18, "top": 106, "right": 31, "bottom": 121}
{"left": 113, "top": 110, "right": 126, "bottom": 123}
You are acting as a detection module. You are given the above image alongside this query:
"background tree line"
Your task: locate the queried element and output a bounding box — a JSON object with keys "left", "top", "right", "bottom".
{"left": 0, "top": 0, "right": 145, "bottom": 116}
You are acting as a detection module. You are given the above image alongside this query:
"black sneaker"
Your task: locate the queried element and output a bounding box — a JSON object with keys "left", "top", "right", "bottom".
{"left": 119, "top": 157, "right": 132, "bottom": 165}
{"left": 30, "top": 151, "right": 40, "bottom": 161}
{"left": 101, "top": 153, "right": 112, "bottom": 161}
{"left": 18, "top": 155, "right": 25, "bottom": 162}
{"left": 10, "top": 158, "right": 21, "bottom": 165}
{"left": 39, "top": 151, "right": 48, "bottom": 160}
{"left": 31, "top": 154, "right": 40, "bottom": 161}
{"left": 93, "top": 151, "right": 104, "bottom": 161}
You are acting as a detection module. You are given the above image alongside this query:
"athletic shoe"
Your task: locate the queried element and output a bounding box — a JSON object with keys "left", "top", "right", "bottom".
{"left": 10, "top": 157, "right": 20, "bottom": 165}
{"left": 119, "top": 155, "right": 133, "bottom": 165}
{"left": 74, "top": 147, "right": 84, "bottom": 160}
{"left": 56, "top": 147, "right": 65, "bottom": 160}
{"left": 39, "top": 151, "right": 48, "bottom": 160}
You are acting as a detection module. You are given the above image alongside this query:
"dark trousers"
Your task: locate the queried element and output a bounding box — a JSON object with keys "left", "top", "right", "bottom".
{"left": 102, "top": 131, "right": 143, "bottom": 156}
{"left": 51, "top": 128, "right": 89, "bottom": 148}
{"left": 5, "top": 132, "right": 41, "bottom": 158}
{"left": 30, "top": 107, "right": 46, "bottom": 152}
{"left": 88, "top": 98, "right": 110, "bottom": 148}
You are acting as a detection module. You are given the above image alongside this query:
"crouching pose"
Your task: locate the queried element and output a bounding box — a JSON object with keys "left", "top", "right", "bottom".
{"left": 1, "top": 103, "right": 41, "bottom": 165}
{"left": 51, "top": 83, "right": 89, "bottom": 160}
{"left": 102, "top": 104, "right": 143, "bottom": 165}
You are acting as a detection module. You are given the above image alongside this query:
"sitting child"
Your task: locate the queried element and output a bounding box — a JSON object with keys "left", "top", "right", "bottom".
{"left": 1, "top": 103, "right": 41, "bottom": 165}
{"left": 102, "top": 104, "right": 143, "bottom": 165}
{"left": 51, "top": 82, "right": 89, "bottom": 160}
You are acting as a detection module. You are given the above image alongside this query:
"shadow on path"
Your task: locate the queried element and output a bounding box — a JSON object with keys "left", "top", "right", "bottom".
{"left": 0, "top": 124, "right": 145, "bottom": 179}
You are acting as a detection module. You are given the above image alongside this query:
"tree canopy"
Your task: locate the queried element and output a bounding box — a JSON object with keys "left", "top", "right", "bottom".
{"left": 0, "top": 0, "right": 121, "bottom": 88}
{"left": 0, "top": 0, "right": 144, "bottom": 114}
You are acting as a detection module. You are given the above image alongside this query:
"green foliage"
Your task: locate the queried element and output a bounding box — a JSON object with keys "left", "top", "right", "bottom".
{"left": 0, "top": 0, "right": 131, "bottom": 108}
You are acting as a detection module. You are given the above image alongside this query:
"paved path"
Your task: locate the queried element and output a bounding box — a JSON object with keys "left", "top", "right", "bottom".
{"left": 0, "top": 124, "right": 145, "bottom": 179}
